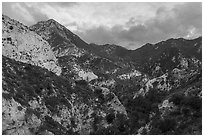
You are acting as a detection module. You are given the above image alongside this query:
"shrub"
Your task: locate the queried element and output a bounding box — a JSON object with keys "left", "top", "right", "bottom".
{"left": 169, "top": 93, "right": 184, "bottom": 106}
{"left": 7, "top": 37, "right": 12, "bottom": 41}
{"left": 2, "top": 93, "right": 12, "bottom": 100}
{"left": 94, "top": 88, "right": 102, "bottom": 95}
{"left": 17, "top": 106, "right": 23, "bottom": 111}
{"left": 105, "top": 93, "right": 115, "bottom": 102}
{"left": 9, "top": 26, "right": 13, "bottom": 30}
{"left": 158, "top": 118, "right": 176, "bottom": 133}
{"left": 75, "top": 80, "right": 88, "bottom": 86}
{"left": 181, "top": 96, "right": 202, "bottom": 111}
{"left": 106, "top": 113, "right": 115, "bottom": 124}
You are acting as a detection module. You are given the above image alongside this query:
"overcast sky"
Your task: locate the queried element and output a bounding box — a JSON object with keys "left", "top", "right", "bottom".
{"left": 2, "top": 2, "right": 202, "bottom": 49}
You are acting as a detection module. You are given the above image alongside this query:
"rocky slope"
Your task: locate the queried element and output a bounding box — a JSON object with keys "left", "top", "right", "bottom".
{"left": 128, "top": 37, "right": 202, "bottom": 76}
{"left": 2, "top": 15, "right": 202, "bottom": 135}
{"left": 29, "top": 19, "right": 88, "bottom": 58}
{"left": 2, "top": 15, "right": 61, "bottom": 75}
{"left": 2, "top": 56, "right": 127, "bottom": 135}
{"left": 88, "top": 37, "right": 202, "bottom": 78}
{"left": 112, "top": 60, "right": 202, "bottom": 134}
{"left": 30, "top": 19, "right": 133, "bottom": 82}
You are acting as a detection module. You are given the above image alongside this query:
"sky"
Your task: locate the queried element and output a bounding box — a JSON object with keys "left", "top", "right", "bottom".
{"left": 2, "top": 2, "right": 202, "bottom": 49}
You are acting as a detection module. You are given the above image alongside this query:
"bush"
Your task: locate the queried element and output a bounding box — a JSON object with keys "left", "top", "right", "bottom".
{"left": 169, "top": 93, "right": 184, "bottom": 106}
{"left": 9, "top": 26, "right": 13, "bottom": 30}
{"left": 158, "top": 118, "right": 176, "bottom": 133}
{"left": 181, "top": 96, "right": 202, "bottom": 111}
{"left": 106, "top": 113, "right": 115, "bottom": 124}
{"left": 94, "top": 88, "right": 102, "bottom": 95}
{"left": 105, "top": 93, "right": 115, "bottom": 102}
{"left": 75, "top": 80, "right": 88, "bottom": 86}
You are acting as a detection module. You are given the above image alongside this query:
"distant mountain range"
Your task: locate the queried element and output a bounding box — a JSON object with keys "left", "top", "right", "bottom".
{"left": 2, "top": 15, "right": 202, "bottom": 135}
{"left": 30, "top": 19, "right": 202, "bottom": 77}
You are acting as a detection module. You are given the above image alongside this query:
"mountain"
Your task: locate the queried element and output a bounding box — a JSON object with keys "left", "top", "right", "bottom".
{"left": 127, "top": 37, "right": 202, "bottom": 76}
{"left": 2, "top": 56, "right": 127, "bottom": 135}
{"left": 2, "top": 16, "right": 128, "bottom": 135}
{"left": 29, "top": 19, "right": 89, "bottom": 57}
{"left": 2, "top": 15, "right": 202, "bottom": 135}
{"left": 29, "top": 19, "right": 130, "bottom": 63}
{"left": 30, "top": 19, "right": 202, "bottom": 79}
{"left": 88, "top": 37, "right": 202, "bottom": 77}
{"left": 2, "top": 15, "right": 61, "bottom": 75}
{"left": 29, "top": 19, "right": 135, "bottom": 82}
{"left": 88, "top": 43, "right": 132, "bottom": 68}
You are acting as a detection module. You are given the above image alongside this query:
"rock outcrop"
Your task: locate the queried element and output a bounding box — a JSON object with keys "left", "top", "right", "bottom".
{"left": 2, "top": 15, "right": 61, "bottom": 75}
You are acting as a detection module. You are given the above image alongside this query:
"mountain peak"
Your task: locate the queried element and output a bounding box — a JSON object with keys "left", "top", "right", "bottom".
{"left": 47, "top": 19, "right": 63, "bottom": 27}
{"left": 30, "top": 18, "right": 89, "bottom": 50}
{"left": 47, "top": 18, "right": 57, "bottom": 23}
{"left": 2, "top": 15, "right": 202, "bottom": 135}
{"left": 2, "top": 15, "right": 62, "bottom": 75}
{"left": 33, "top": 18, "right": 66, "bottom": 32}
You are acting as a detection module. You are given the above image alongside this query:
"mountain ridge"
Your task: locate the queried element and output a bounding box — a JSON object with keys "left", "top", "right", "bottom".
{"left": 2, "top": 15, "right": 202, "bottom": 135}
{"left": 30, "top": 18, "right": 202, "bottom": 51}
{"left": 30, "top": 18, "right": 202, "bottom": 78}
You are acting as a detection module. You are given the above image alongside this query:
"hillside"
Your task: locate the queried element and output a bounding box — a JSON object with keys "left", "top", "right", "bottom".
{"left": 2, "top": 15, "right": 61, "bottom": 75}
{"left": 2, "top": 15, "right": 202, "bottom": 135}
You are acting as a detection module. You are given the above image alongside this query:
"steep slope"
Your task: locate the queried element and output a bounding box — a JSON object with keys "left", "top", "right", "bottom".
{"left": 89, "top": 37, "right": 201, "bottom": 77}
{"left": 30, "top": 19, "right": 99, "bottom": 81}
{"left": 29, "top": 19, "right": 130, "bottom": 63}
{"left": 112, "top": 56, "right": 202, "bottom": 135}
{"left": 2, "top": 56, "right": 128, "bottom": 135}
{"left": 128, "top": 37, "right": 202, "bottom": 76}
{"left": 29, "top": 19, "right": 89, "bottom": 57}
{"left": 2, "top": 15, "right": 61, "bottom": 75}
{"left": 88, "top": 43, "right": 132, "bottom": 68}
{"left": 3, "top": 15, "right": 202, "bottom": 135}
{"left": 30, "top": 18, "right": 202, "bottom": 77}
{"left": 29, "top": 19, "right": 134, "bottom": 82}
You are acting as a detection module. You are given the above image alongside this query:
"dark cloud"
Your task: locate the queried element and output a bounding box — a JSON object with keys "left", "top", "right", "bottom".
{"left": 75, "top": 2, "right": 202, "bottom": 49}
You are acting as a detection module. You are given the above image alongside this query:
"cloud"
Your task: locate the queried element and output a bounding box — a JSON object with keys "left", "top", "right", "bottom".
{"left": 2, "top": 2, "right": 78, "bottom": 26}
{"left": 174, "top": 3, "right": 202, "bottom": 30}
{"left": 76, "top": 26, "right": 117, "bottom": 45}
{"left": 2, "top": 2, "right": 49, "bottom": 25}
{"left": 74, "top": 2, "right": 202, "bottom": 49}
{"left": 46, "top": 2, "right": 78, "bottom": 7}
{"left": 2, "top": 2, "right": 202, "bottom": 49}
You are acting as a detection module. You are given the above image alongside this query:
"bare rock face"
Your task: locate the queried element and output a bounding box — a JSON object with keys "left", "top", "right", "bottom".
{"left": 2, "top": 97, "right": 41, "bottom": 135}
{"left": 2, "top": 15, "right": 61, "bottom": 75}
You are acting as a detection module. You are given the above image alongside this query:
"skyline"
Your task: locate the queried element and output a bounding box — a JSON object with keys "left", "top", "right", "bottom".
{"left": 2, "top": 2, "right": 202, "bottom": 49}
